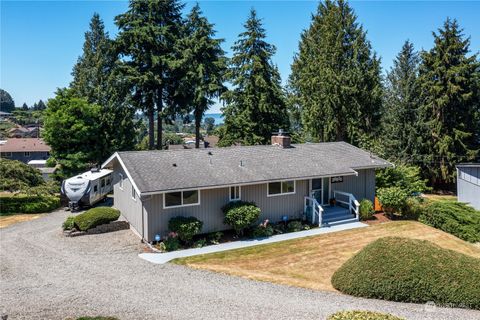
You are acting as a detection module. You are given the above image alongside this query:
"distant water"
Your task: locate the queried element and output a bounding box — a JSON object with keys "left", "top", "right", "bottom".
{"left": 203, "top": 113, "right": 224, "bottom": 125}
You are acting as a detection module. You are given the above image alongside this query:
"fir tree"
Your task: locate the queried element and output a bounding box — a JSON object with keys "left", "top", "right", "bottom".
{"left": 417, "top": 18, "right": 480, "bottom": 188}
{"left": 0, "top": 89, "right": 15, "bottom": 113}
{"left": 115, "top": 0, "right": 186, "bottom": 150}
{"left": 71, "top": 13, "right": 136, "bottom": 159}
{"left": 219, "top": 9, "right": 288, "bottom": 146}
{"left": 36, "top": 100, "right": 46, "bottom": 110}
{"left": 22, "top": 103, "right": 29, "bottom": 110}
{"left": 381, "top": 41, "right": 421, "bottom": 162}
{"left": 182, "top": 4, "right": 226, "bottom": 148}
{"left": 289, "top": 0, "right": 382, "bottom": 144}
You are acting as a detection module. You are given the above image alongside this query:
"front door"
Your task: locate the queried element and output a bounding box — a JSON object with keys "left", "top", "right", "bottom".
{"left": 311, "top": 178, "right": 330, "bottom": 205}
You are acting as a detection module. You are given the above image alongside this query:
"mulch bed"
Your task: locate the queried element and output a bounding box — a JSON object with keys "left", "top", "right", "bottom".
{"left": 364, "top": 212, "right": 392, "bottom": 225}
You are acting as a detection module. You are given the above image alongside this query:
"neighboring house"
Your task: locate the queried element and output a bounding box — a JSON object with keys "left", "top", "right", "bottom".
{"left": 0, "top": 138, "right": 51, "bottom": 163}
{"left": 28, "top": 159, "right": 57, "bottom": 181}
{"left": 102, "top": 134, "right": 392, "bottom": 242}
{"left": 0, "top": 111, "right": 13, "bottom": 121}
{"left": 8, "top": 125, "right": 40, "bottom": 138}
{"left": 456, "top": 163, "right": 480, "bottom": 210}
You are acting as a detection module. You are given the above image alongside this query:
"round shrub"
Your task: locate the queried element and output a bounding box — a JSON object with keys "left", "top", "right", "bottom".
{"left": 402, "top": 197, "right": 425, "bottom": 220}
{"left": 163, "top": 233, "right": 181, "bottom": 251}
{"left": 251, "top": 220, "right": 274, "bottom": 238}
{"left": 328, "top": 310, "right": 405, "bottom": 320}
{"left": 168, "top": 216, "right": 203, "bottom": 244}
{"left": 73, "top": 207, "right": 120, "bottom": 231}
{"left": 287, "top": 220, "right": 303, "bottom": 232}
{"left": 377, "top": 187, "right": 408, "bottom": 216}
{"left": 331, "top": 237, "right": 480, "bottom": 310}
{"left": 222, "top": 201, "right": 261, "bottom": 235}
{"left": 359, "top": 199, "right": 374, "bottom": 220}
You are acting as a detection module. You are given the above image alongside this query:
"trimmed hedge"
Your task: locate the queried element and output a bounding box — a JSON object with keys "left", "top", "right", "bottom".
{"left": 328, "top": 311, "right": 405, "bottom": 320}
{"left": 0, "top": 194, "right": 60, "bottom": 215}
{"left": 73, "top": 207, "right": 120, "bottom": 231}
{"left": 331, "top": 237, "right": 480, "bottom": 310}
{"left": 419, "top": 201, "right": 480, "bottom": 243}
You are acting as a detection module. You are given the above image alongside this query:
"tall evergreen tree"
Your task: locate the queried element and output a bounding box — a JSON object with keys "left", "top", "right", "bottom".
{"left": 22, "top": 103, "right": 29, "bottom": 110}
{"left": 219, "top": 9, "right": 288, "bottom": 146}
{"left": 182, "top": 4, "right": 226, "bottom": 148}
{"left": 289, "top": 0, "right": 382, "bottom": 145}
{"left": 71, "top": 13, "right": 136, "bottom": 159}
{"left": 381, "top": 41, "right": 421, "bottom": 162}
{"left": 417, "top": 18, "right": 480, "bottom": 188}
{"left": 115, "top": 0, "right": 186, "bottom": 150}
{"left": 0, "top": 89, "right": 15, "bottom": 113}
{"left": 36, "top": 100, "right": 47, "bottom": 110}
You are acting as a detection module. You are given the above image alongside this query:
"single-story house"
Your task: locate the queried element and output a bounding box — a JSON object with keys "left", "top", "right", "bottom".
{"left": 456, "top": 163, "right": 480, "bottom": 210}
{"left": 28, "top": 159, "right": 57, "bottom": 181}
{"left": 102, "top": 134, "right": 392, "bottom": 242}
{"left": 0, "top": 138, "right": 51, "bottom": 163}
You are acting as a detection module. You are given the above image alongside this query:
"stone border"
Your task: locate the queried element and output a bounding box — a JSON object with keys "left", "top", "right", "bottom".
{"left": 64, "top": 220, "right": 130, "bottom": 237}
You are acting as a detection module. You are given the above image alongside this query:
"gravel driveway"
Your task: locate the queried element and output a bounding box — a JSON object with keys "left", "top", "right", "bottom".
{"left": 1, "top": 209, "right": 479, "bottom": 320}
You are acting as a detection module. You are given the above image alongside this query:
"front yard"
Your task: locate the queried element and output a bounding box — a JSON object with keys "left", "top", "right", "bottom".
{"left": 174, "top": 221, "right": 480, "bottom": 292}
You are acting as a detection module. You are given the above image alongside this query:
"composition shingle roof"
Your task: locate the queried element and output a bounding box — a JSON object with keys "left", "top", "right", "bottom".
{"left": 104, "top": 141, "right": 392, "bottom": 195}
{"left": 0, "top": 138, "right": 51, "bottom": 152}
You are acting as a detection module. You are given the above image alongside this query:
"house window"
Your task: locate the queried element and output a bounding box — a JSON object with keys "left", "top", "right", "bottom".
{"left": 131, "top": 186, "right": 136, "bottom": 201}
{"left": 1, "top": 152, "right": 12, "bottom": 158}
{"left": 94, "top": 185, "right": 98, "bottom": 192}
{"left": 106, "top": 177, "right": 111, "bottom": 186}
{"left": 118, "top": 173, "right": 124, "bottom": 190}
{"left": 230, "top": 186, "right": 241, "bottom": 201}
{"left": 268, "top": 180, "right": 295, "bottom": 196}
{"left": 24, "top": 152, "right": 31, "bottom": 157}
{"left": 164, "top": 190, "right": 200, "bottom": 208}
{"left": 101, "top": 179, "right": 105, "bottom": 188}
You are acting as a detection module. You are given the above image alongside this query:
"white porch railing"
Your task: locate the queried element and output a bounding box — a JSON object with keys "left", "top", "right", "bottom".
{"left": 304, "top": 196, "right": 324, "bottom": 226}
{"left": 333, "top": 190, "right": 360, "bottom": 221}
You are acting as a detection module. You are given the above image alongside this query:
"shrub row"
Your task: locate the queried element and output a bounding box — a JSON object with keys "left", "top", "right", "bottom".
{"left": 0, "top": 194, "right": 60, "bottom": 215}
{"left": 419, "top": 200, "right": 480, "bottom": 243}
{"left": 332, "top": 237, "right": 480, "bottom": 310}
{"left": 72, "top": 207, "right": 121, "bottom": 231}
{"left": 328, "top": 311, "right": 404, "bottom": 320}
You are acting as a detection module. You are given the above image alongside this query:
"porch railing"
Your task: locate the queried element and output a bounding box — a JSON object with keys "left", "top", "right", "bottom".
{"left": 333, "top": 190, "right": 360, "bottom": 221}
{"left": 304, "top": 196, "right": 324, "bottom": 226}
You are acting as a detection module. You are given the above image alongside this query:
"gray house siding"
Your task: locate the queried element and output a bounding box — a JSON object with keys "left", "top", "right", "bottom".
{"left": 143, "top": 180, "right": 309, "bottom": 241}
{"left": 330, "top": 169, "right": 376, "bottom": 202}
{"left": 1, "top": 151, "right": 49, "bottom": 163}
{"left": 112, "top": 167, "right": 376, "bottom": 242}
{"left": 112, "top": 162, "right": 145, "bottom": 238}
{"left": 457, "top": 166, "right": 480, "bottom": 210}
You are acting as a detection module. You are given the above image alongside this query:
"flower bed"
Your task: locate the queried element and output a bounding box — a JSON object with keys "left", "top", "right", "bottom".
{"left": 152, "top": 218, "right": 313, "bottom": 253}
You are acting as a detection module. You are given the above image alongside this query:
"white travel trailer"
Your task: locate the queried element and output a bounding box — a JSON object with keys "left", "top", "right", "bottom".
{"left": 61, "top": 168, "right": 113, "bottom": 211}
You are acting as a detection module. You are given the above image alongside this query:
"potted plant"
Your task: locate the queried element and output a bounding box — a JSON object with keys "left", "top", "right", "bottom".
{"left": 329, "top": 198, "right": 336, "bottom": 206}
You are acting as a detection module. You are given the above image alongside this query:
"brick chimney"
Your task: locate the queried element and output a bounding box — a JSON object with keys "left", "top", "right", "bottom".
{"left": 271, "top": 129, "right": 291, "bottom": 148}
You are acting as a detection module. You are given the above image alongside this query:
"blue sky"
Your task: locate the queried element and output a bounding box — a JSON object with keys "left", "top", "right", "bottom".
{"left": 1, "top": 1, "right": 479, "bottom": 113}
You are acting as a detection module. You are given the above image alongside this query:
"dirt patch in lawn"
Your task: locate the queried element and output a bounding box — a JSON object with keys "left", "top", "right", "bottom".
{"left": 174, "top": 221, "right": 480, "bottom": 292}
{"left": 0, "top": 214, "right": 43, "bottom": 228}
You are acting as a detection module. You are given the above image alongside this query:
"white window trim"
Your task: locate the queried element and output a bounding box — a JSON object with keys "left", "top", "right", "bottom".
{"left": 24, "top": 151, "right": 31, "bottom": 157}
{"left": 229, "top": 186, "right": 241, "bottom": 201}
{"left": 131, "top": 185, "right": 137, "bottom": 202}
{"left": 163, "top": 190, "right": 201, "bottom": 209}
{"left": 267, "top": 180, "right": 296, "bottom": 197}
{"left": 2, "top": 152, "right": 12, "bottom": 157}
{"left": 118, "top": 173, "right": 124, "bottom": 190}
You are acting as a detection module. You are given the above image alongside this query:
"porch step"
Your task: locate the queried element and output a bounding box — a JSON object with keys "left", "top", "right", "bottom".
{"left": 323, "top": 212, "right": 355, "bottom": 223}
{"left": 323, "top": 217, "right": 359, "bottom": 227}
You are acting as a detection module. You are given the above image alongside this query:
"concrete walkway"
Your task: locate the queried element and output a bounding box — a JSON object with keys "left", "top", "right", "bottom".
{"left": 139, "top": 221, "right": 368, "bottom": 264}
